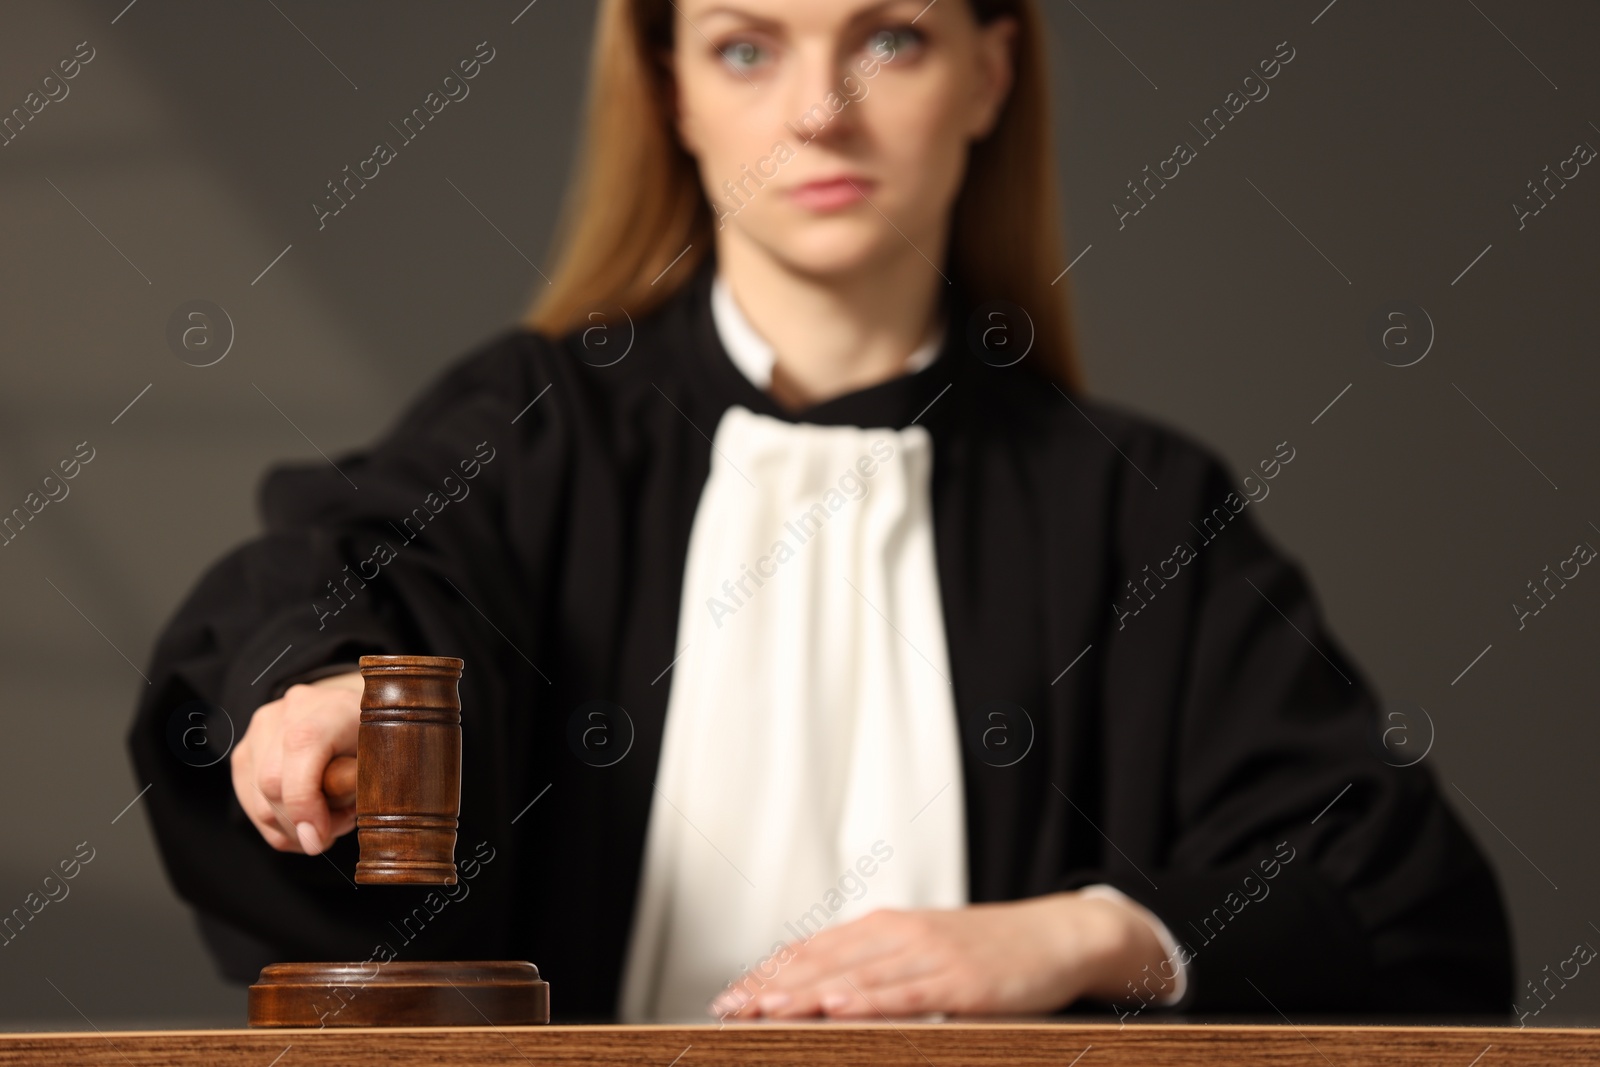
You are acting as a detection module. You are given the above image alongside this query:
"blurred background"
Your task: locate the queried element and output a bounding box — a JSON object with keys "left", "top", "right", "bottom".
{"left": 0, "top": 0, "right": 1595, "bottom": 1029}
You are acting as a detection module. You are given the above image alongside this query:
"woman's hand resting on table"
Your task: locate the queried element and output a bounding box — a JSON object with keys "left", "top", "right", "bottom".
{"left": 230, "top": 672, "right": 364, "bottom": 856}
{"left": 708, "top": 891, "right": 1173, "bottom": 1019}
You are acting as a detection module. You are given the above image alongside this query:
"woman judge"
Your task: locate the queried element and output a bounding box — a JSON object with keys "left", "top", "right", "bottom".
{"left": 129, "top": 0, "right": 1512, "bottom": 1022}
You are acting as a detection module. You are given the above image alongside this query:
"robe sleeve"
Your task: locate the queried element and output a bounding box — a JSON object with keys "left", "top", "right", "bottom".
{"left": 125, "top": 332, "right": 558, "bottom": 978}
{"left": 1064, "top": 432, "right": 1512, "bottom": 1015}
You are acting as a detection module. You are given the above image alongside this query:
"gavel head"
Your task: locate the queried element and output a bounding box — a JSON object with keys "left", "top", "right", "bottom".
{"left": 353, "top": 655, "right": 464, "bottom": 885}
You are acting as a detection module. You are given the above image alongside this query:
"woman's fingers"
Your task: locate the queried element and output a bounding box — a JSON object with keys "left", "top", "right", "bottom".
{"left": 756, "top": 948, "right": 944, "bottom": 1018}
{"left": 806, "top": 975, "right": 953, "bottom": 1018}
{"left": 709, "top": 910, "right": 937, "bottom": 1018}
{"left": 250, "top": 702, "right": 308, "bottom": 848}
{"left": 230, "top": 720, "right": 299, "bottom": 851}
{"left": 230, "top": 678, "right": 362, "bottom": 854}
{"left": 278, "top": 692, "right": 340, "bottom": 854}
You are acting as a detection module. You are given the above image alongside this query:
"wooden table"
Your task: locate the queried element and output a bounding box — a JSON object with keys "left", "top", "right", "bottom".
{"left": 1, "top": 1021, "right": 1596, "bottom": 1065}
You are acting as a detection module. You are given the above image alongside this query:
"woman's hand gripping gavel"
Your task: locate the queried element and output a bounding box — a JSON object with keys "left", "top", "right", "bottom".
{"left": 230, "top": 671, "right": 363, "bottom": 855}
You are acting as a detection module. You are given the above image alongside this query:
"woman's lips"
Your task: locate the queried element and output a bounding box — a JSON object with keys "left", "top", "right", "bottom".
{"left": 789, "top": 177, "right": 875, "bottom": 211}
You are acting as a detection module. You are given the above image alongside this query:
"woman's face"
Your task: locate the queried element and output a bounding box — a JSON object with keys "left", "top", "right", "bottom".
{"left": 670, "top": 0, "right": 1016, "bottom": 278}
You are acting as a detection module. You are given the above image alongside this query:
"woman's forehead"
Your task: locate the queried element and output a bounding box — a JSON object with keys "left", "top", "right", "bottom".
{"left": 675, "top": 0, "right": 945, "bottom": 29}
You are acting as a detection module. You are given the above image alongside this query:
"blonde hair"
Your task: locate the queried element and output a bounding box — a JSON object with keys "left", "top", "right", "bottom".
{"left": 525, "top": 0, "right": 1083, "bottom": 390}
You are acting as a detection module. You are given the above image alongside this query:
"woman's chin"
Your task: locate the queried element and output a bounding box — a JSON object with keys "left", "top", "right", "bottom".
{"left": 744, "top": 223, "right": 930, "bottom": 283}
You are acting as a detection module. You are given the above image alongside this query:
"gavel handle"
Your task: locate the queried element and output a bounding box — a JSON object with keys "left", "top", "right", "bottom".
{"left": 322, "top": 755, "right": 358, "bottom": 811}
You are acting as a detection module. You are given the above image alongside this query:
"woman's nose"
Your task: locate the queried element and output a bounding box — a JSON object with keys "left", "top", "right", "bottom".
{"left": 783, "top": 43, "right": 864, "bottom": 146}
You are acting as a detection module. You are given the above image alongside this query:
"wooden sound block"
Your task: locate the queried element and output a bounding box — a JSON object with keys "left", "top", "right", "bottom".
{"left": 248, "top": 960, "right": 549, "bottom": 1027}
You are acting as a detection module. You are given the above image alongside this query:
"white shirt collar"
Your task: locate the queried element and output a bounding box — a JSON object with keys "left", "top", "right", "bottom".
{"left": 710, "top": 273, "right": 945, "bottom": 391}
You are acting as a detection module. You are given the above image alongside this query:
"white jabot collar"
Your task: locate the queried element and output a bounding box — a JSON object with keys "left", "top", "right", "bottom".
{"left": 710, "top": 273, "right": 945, "bottom": 392}
{"left": 618, "top": 405, "right": 968, "bottom": 1021}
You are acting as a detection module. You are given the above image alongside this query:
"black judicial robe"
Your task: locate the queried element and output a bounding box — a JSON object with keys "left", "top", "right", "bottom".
{"left": 128, "top": 257, "right": 1512, "bottom": 1019}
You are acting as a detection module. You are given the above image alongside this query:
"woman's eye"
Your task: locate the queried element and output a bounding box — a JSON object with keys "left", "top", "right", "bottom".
{"left": 866, "top": 26, "right": 924, "bottom": 63}
{"left": 720, "top": 39, "right": 768, "bottom": 73}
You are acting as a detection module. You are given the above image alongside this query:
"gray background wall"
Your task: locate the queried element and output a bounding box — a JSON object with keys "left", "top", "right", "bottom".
{"left": 0, "top": 0, "right": 1595, "bottom": 1029}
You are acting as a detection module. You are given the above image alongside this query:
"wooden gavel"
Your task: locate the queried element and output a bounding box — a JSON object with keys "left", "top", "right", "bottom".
{"left": 320, "top": 654, "right": 463, "bottom": 884}
{"left": 250, "top": 653, "right": 549, "bottom": 1028}
{"left": 321, "top": 755, "right": 358, "bottom": 811}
